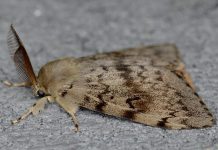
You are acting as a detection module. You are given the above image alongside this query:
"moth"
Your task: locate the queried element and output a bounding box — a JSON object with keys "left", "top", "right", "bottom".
{"left": 4, "top": 25, "right": 215, "bottom": 132}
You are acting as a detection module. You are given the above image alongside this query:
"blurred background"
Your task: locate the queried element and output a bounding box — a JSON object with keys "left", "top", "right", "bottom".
{"left": 0, "top": 0, "right": 218, "bottom": 150}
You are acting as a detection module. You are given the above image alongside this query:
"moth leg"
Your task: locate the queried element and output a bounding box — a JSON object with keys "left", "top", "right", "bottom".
{"left": 3, "top": 80, "right": 31, "bottom": 87}
{"left": 55, "top": 98, "right": 79, "bottom": 132}
{"left": 70, "top": 109, "right": 79, "bottom": 133}
{"left": 11, "top": 96, "right": 52, "bottom": 124}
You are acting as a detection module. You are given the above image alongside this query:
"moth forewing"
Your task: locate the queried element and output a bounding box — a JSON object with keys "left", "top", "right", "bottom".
{"left": 7, "top": 25, "right": 37, "bottom": 87}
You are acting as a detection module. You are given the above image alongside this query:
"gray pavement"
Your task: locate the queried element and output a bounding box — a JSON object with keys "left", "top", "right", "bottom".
{"left": 0, "top": 0, "right": 218, "bottom": 150}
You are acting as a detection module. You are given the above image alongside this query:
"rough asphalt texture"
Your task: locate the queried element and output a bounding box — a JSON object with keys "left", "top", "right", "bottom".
{"left": 0, "top": 0, "right": 218, "bottom": 150}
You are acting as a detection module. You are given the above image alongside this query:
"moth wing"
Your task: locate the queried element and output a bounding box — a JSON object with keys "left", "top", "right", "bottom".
{"left": 78, "top": 44, "right": 195, "bottom": 90}
{"left": 69, "top": 64, "right": 213, "bottom": 129}
{"left": 79, "top": 43, "right": 180, "bottom": 68}
{"left": 62, "top": 45, "right": 214, "bottom": 129}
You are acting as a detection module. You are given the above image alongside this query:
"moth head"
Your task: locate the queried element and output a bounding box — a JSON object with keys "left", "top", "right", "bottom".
{"left": 32, "top": 83, "right": 47, "bottom": 98}
{"left": 7, "top": 24, "right": 47, "bottom": 98}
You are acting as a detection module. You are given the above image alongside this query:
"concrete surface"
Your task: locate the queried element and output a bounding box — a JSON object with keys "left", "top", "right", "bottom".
{"left": 0, "top": 0, "right": 218, "bottom": 150}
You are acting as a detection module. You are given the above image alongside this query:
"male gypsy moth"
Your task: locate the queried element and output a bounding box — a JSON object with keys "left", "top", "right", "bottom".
{"left": 4, "top": 25, "right": 215, "bottom": 131}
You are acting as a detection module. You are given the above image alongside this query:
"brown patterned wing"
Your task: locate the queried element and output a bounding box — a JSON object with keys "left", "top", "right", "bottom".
{"left": 78, "top": 43, "right": 180, "bottom": 68}
{"left": 7, "top": 25, "right": 37, "bottom": 85}
{"left": 79, "top": 44, "right": 196, "bottom": 91}
{"left": 68, "top": 46, "right": 214, "bottom": 129}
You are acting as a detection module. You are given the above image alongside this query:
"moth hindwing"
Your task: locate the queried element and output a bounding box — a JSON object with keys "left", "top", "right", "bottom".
{"left": 6, "top": 25, "right": 215, "bottom": 131}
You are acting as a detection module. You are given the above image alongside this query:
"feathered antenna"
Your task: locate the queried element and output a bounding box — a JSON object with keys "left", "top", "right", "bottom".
{"left": 7, "top": 24, "right": 37, "bottom": 86}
